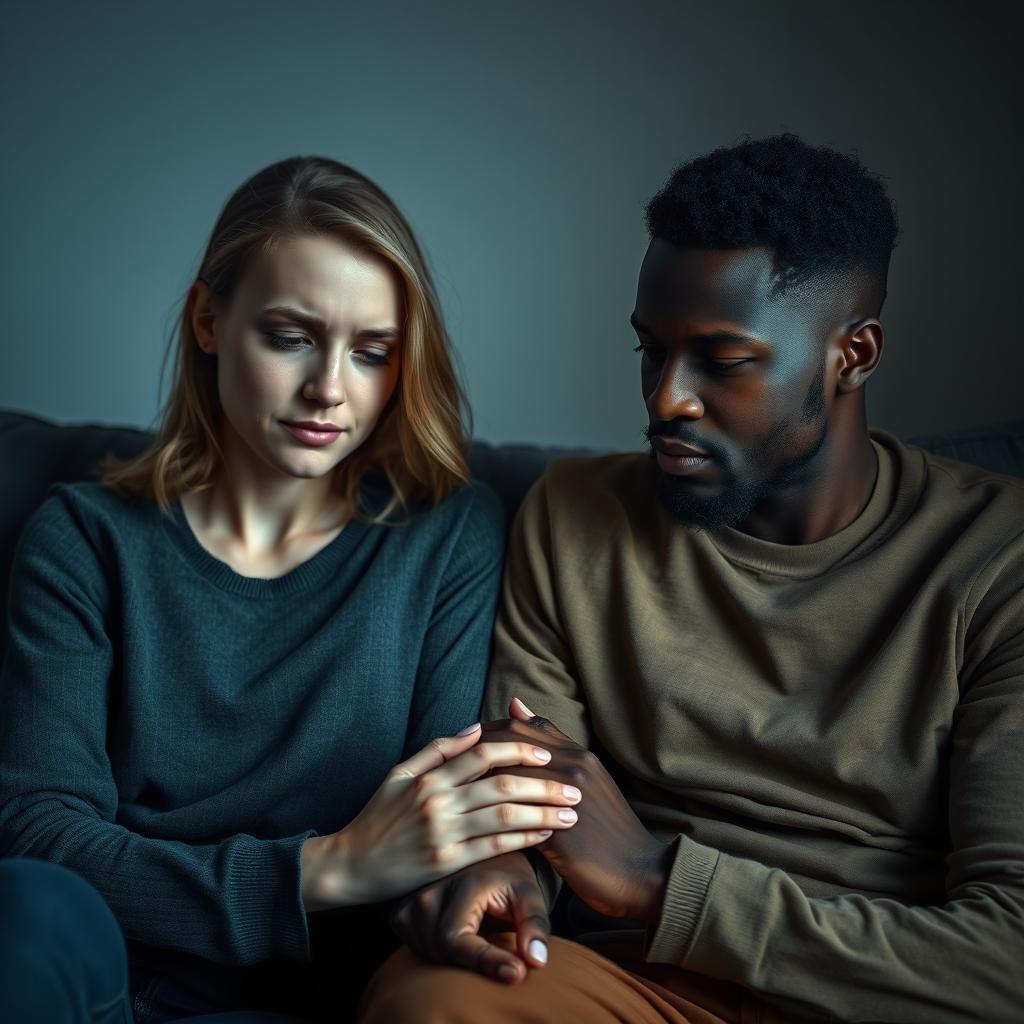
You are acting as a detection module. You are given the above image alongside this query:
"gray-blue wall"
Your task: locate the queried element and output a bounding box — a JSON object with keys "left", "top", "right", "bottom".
{"left": 2, "top": 0, "right": 1020, "bottom": 450}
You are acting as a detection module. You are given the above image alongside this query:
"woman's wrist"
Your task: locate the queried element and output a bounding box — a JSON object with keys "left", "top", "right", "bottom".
{"left": 300, "top": 831, "right": 355, "bottom": 912}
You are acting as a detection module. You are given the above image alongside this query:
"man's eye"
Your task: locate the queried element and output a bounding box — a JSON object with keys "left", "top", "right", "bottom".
{"left": 266, "top": 333, "right": 311, "bottom": 351}
{"left": 708, "top": 358, "right": 753, "bottom": 371}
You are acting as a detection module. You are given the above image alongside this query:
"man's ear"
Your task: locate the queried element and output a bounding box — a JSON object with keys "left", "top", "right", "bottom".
{"left": 836, "top": 319, "right": 884, "bottom": 394}
{"left": 189, "top": 279, "right": 220, "bottom": 355}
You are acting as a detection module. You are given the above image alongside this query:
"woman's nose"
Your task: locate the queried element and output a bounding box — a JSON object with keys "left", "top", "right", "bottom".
{"left": 302, "top": 351, "right": 346, "bottom": 407}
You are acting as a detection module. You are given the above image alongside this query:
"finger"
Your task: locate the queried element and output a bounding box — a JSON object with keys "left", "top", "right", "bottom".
{"left": 438, "top": 886, "right": 528, "bottom": 984}
{"left": 510, "top": 878, "right": 552, "bottom": 970}
{"left": 456, "top": 803, "right": 577, "bottom": 841}
{"left": 456, "top": 775, "right": 582, "bottom": 813}
{"left": 428, "top": 740, "right": 553, "bottom": 787}
{"left": 452, "top": 828, "right": 554, "bottom": 870}
{"left": 389, "top": 724, "right": 481, "bottom": 779}
{"left": 509, "top": 697, "right": 535, "bottom": 720}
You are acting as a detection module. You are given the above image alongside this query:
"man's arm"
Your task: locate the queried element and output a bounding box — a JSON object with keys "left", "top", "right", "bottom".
{"left": 640, "top": 550, "right": 1024, "bottom": 1024}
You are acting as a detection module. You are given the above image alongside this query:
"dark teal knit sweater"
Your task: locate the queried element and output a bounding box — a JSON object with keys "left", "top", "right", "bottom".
{"left": 0, "top": 479, "right": 504, "bottom": 967}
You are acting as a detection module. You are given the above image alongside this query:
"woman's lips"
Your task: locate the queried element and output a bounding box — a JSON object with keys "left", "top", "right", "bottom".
{"left": 281, "top": 422, "right": 345, "bottom": 447}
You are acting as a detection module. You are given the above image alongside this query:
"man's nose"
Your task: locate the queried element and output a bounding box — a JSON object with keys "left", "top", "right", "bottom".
{"left": 303, "top": 350, "right": 346, "bottom": 407}
{"left": 646, "top": 357, "right": 704, "bottom": 422}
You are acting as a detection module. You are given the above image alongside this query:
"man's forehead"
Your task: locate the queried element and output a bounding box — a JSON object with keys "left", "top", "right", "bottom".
{"left": 635, "top": 242, "right": 779, "bottom": 323}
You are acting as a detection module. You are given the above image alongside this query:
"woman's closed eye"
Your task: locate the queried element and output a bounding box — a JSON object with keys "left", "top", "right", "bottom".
{"left": 355, "top": 348, "right": 392, "bottom": 367}
{"left": 266, "top": 332, "right": 312, "bottom": 351}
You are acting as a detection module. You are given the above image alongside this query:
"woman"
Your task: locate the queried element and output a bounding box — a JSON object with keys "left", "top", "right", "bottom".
{"left": 0, "top": 157, "right": 580, "bottom": 1021}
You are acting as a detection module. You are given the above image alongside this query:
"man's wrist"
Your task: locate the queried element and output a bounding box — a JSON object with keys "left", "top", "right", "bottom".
{"left": 632, "top": 836, "right": 674, "bottom": 924}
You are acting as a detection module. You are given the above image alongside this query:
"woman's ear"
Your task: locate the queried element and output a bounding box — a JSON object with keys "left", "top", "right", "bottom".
{"left": 836, "top": 318, "right": 884, "bottom": 394}
{"left": 189, "top": 279, "right": 220, "bottom": 355}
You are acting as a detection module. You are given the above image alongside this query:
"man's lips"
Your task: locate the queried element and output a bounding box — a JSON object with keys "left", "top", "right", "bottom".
{"left": 651, "top": 437, "right": 710, "bottom": 458}
{"left": 651, "top": 436, "right": 715, "bottom": 478}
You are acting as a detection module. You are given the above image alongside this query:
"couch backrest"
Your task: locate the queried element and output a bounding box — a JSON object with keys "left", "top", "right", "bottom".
{"left": 3, "top": 409, "right": 1023, "bottom": 663}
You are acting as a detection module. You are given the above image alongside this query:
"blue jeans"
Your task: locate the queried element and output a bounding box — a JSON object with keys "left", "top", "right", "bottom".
{"left": 0, "top": 859, "right": 303, "bottom": 1023}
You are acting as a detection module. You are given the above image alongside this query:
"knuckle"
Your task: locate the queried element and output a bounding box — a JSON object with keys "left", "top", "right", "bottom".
{"left": 489, "top": 832, "right": 509, "bottom": 855}
{"left": 547, "top": 779, "right": 564, "bottom": 799}
{"left": 430, "top": 843, "right": 456, "bottom": 867}
{"left": 579, "top": 749, "right": 600, "bottom": 771}
{"left": 522, "top": 914, "right": 550, "bottom": 932}
{"left": 470, "top": 744, "right": 491, "bottom": 765}
{"left": 565, "top": 764, "right": 588, "bottom": 786}
{"left": 412, "top": 773, "right": 433, "bottom": 796}
{"left": 498, "top": 803, "right": 516, "bottom": 827}
{"left": 496, "top": 774, "right": 517, "bottom": 796}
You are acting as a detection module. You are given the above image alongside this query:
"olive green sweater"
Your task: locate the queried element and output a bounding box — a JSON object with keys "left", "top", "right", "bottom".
{"left": 483, "top": 431, "right": 1024, "bottom": 1023}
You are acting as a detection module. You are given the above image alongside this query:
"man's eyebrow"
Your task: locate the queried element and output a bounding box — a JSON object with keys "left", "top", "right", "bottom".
{"left": 260, "top": 306, "right": 400, "bottom": 341}
{"left": 629, "top": 313, "right": 769, "bottom": 347}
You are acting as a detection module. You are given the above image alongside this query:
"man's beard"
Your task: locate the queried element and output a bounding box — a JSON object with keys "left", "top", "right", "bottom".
{"left": 650, "top": 370, "right": 828, "bottom": 531}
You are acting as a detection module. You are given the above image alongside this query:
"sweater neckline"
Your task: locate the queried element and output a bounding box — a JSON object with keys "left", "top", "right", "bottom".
{"left": 161, "top": 499, "right": 370, "bottom": 598}
{"left": 701, "top": 430, "right": 924, "bottom": 579}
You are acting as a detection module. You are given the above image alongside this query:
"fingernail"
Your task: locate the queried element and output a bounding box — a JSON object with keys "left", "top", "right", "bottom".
{"left": 562, "top": 785, "right": 581, "bottom": 801}
{"left": 528, "top": 939, "right": 548, "bottom": 965}
{"left": 533, "top": 747, "right": 551, "bottom": 762}
{"left": 498, "top": 964, "right": 518, "bottom": 982}
{"left": 456, "top": 722, "right": 481, "bottom": 736}
{"left": 558, "top": 808, "right": 577, "bottom": 823}
{"left": 514, "top": 697, "right": 536, "bottom": 716}
{"left": 537, "top": 829, "right": 553, "bottom": 839}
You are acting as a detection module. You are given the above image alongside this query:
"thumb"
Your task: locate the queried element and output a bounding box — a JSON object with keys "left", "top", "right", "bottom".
{"left": 390, "top": 723, "right": 481, "bottom": 779}
{"left": 511, "top": 873, "right": 552, "bottom": 970}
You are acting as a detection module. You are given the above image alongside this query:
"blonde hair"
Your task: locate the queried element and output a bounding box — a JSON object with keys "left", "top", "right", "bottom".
{"left": 103, "top": 156, "right": 470, "bottom": 522}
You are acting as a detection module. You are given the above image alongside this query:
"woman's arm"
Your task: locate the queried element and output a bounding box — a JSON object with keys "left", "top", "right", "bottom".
{"left": 0, "top": 492, "right": 315, "bottom": 966}
{"left": 402, "top": 481, "right": 507, "bottom": 754}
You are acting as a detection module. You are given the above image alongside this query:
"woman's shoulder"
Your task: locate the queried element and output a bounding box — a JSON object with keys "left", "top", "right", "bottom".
{"left": 17, "top": 481, "right": 161, "bottom": 563}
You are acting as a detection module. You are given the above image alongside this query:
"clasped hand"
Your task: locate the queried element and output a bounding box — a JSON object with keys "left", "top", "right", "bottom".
{"left": 391, "top": 699, "right": 672, "bottom": 984}
{"left": 300, "top": 722, "right": 582, "bottom": 911}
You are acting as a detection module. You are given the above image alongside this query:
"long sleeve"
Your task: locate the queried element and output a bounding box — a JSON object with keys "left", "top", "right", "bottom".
{"left": 646, "top": 542, "right": 1024, "bottom": 1024}
{"left": 402, "top": 481, "right": 506, "bottom": 756}
{"left": 0, "top": 493, "right": 313, "bottom": 966}
{"left": 483, "top": 477, "right": 592, "bottom": 747}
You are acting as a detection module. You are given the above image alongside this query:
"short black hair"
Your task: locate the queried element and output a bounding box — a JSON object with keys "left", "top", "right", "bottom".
{"left": 645, "top": 134, "right": 899, "bottom": 303}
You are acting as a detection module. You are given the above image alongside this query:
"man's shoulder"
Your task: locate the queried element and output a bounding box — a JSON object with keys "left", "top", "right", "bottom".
{"left": 894, "top": 433, "right": 1024, "bottom": 533}
{"left": 537, "top": 451, "right": 652, "bottom": 508}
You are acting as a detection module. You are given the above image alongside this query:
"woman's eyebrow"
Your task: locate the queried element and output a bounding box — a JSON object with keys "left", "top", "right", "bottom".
{"left": 260, "top": 306, "right": 400, "bottom": 340}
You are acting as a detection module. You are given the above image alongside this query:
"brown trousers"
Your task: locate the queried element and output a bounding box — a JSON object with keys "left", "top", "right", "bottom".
{"left": 357, "top": 932, "right": 809, "bottom": 1024}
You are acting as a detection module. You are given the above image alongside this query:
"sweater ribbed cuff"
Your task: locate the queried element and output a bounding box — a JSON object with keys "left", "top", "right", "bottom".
{"left": 226, "top": 831, "right": 316, "bottom": 965}
{"left": 645, "top": 834, "right": 720, "bottom": 965}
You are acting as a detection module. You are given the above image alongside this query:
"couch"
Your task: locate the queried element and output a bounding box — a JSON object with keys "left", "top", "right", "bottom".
{"left": 3, "top": 408, "right": 1024, "bottom": 664}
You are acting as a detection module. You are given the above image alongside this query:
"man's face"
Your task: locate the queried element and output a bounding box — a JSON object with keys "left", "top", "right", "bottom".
{"left": 632, "top": 241, "right": 836, "bottom": 530}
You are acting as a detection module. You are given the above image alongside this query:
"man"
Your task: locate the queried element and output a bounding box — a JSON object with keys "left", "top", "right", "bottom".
{"left": 359, "top": 136, "right": 1024, "bottom": 1022}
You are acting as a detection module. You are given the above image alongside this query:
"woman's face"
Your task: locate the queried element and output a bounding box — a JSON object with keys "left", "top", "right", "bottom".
{"left": 193, "top": 233, "right": 403, "bottom": 482}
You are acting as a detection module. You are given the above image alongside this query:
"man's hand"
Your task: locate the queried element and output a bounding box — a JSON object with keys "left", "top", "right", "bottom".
{"left": 486, "top": 698, "right": 673, "bottom": 922}
{"left": 391, "top": 851, "right": 551, "bottom": 985}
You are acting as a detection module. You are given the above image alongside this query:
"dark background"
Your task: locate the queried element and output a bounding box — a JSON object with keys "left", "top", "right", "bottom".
{"left": 1, "top": 0, "right": 1020, "bottom": 450}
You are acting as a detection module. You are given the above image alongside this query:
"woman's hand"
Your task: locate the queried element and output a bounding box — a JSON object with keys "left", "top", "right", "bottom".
{"left": 300, "top": 724, "right": 581, "bottom": 911}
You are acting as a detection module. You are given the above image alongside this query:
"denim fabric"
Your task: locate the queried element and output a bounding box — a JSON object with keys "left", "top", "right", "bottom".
{"left": 0, "top": 858, "right": 132, "bottom": 1024}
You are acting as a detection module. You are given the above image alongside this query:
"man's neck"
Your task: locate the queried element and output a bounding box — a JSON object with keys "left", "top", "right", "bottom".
{"left": 735, "top": 431, "right": 879, "bottom": 546}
